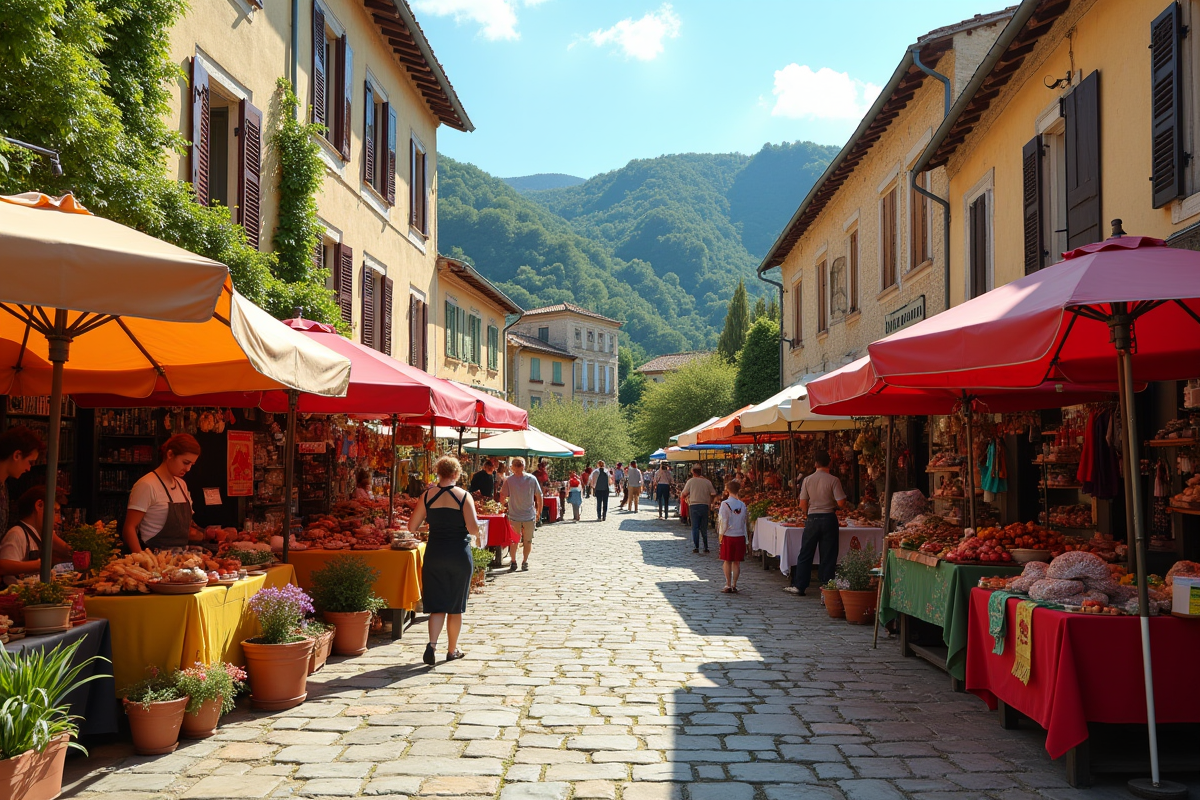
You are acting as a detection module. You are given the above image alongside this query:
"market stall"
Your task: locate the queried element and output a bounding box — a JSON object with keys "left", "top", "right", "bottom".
{"left": 288, "top": 547, "right": 423, "bottom": 639}
{"left": 752, "top": 518, "right": 883, "bottom": 575}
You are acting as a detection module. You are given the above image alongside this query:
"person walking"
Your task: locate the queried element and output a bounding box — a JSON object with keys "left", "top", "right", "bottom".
{"left": 625, "top": 461, "right": 643, "bottom": 513}
{"left": 613, "top": 463, "right": 626, "bottom": 509}
{"left": 589, "top": 460, "right": 612, "bottom": 521}
{"left": 654, "top": 463, "right": 673, "bottom": 519}
{"left": 492, "top": 461, "right": 508, "bottom": 500}
{"left": 500, "top": 457, "right": 542, "bottom": 572}
{"left": 718, "top": 479, "right": 748, "bottom": 593}
{"left": 582, "top": 463, "right": 593, "bottom": 499}
{"left": 567, "top": 471, "right": 583, "bottom": 522}
{"left": 681, "top": 466, "right": 716, "bottom": 554}
{"left": 785, "top": 450, "right": 849, "bottom": 596}
{"left": 405, "top": 456, "right": 482, "bottom": 665}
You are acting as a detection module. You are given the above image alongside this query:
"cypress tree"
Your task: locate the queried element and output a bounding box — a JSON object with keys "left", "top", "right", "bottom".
{"left": 717, "top": 280, "right": 750, "bottom": 363}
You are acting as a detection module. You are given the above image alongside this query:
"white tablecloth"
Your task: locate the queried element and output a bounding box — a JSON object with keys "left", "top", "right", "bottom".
{"left": 479, "top": 519, "right": 490, "bottom": 547}
{"left": 752, "top": 519, "right": 883, "bottom": 576}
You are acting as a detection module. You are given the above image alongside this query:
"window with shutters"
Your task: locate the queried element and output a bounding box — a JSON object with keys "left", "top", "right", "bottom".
{"left": 409, "top": 292, "right": 428, "bottom": 371}
{"left": 466, "top": 314, "right": 482, "bottom": 365}
{"left": 552, "top": 362, "right": 563, "bottom": 385}
{"left": 879, "top": 186, "right": 898, "bottom": 291}
{"left": 790, "top": 279, "right": 802, "bottom": 349}
{"left": 410, "top": 135, "right": 429, "bottom": 235}
{"left": 487, "top": 325, "right": 499, "bottom": 370}
{"left": 1031, "top": 100, "right": 1070, "bottom": 268}
{"left": 537, "top": 326, "right": 549, "bottom": 342}
{"left": 574, "top": 328, "right": 582, "bottom": 347}
{"left": 444, "top": 300, "right": 459, "bottom": 359}
{"left": 964, "top": 170, "right": 994, "bottom": 300}
{"left": 908, "top": 172, "right": 931, "bottom": 271}
{"left": 586, "top": 330, "right": 594, "bottom": 349}
{"left": 848, "top": 227, "right": 860, "bottom": 313}
{"left": 816, "top": 259, "right": 828, "bottom": 334}
{"left": 360, "top": 263, "right": 387, "bottom": 352}
{"left": 530, "top": 396, "right": 541, "bottom": 409}
{"left": 530, "top": 357, "right": 542, "bottom": 382}
{"left": 1063, "top": 71, "right": 1102, "bottom": 250}
{"left": 312, "top": 2, "right": 350, "bottom": 161}
{"left": 362, "top": 77, "right": 396, "bottom": 204}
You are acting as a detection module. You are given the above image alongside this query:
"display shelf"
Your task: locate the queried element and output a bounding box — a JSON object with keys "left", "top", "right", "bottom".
{"left": 1033, "top": 457, "right": 1081, "bottom": 465}
{"left": 926, "top": 466, "right": 965, "bottom": 473}
{"left": 1039, "top": 483, "right": 1083, "bottom": 490}
{"left": 1147, "top": 439, "right": 1198, "bottom": 447}
{"left": 1168, "top": 505, "right": 1200, "bottom": 516}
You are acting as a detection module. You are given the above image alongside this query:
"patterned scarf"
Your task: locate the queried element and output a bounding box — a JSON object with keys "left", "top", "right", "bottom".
{"left": 1012, "top": 600, "right": 1036, "bottom": 685}
{"left": 987, "top": 590, "right": 1023, "bottom": 654}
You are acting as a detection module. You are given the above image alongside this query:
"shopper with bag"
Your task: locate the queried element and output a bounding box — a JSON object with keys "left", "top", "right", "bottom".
{"left": 589, "top": 461, "right": 612, "bottom": 521}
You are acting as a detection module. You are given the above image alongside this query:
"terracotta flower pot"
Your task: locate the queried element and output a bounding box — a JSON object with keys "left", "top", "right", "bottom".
{"left": 0, "top": 734, "right": 68, "bottom": 800}
{"left": 308, "top": 629, "right": 335, "bottom": 675}
{"left": 821, "top": 588, "right": 844, "bottom": 619}
{"left": 124, "top": 696, "right": 188, "bottom": 755}
{"left": 324, "top": 610, "right": 371, "bottom": 656}
{"left": 180, "top": 697, "right": 224, "bottom": 740}
{"left": 23, "top": 604, "right": 71, "bottom": 631}
{"left": 840, "top": 589, "right": 877, "bottom": 625}
{"left": 242, "top": 638, "right": 313, "bottom": 710}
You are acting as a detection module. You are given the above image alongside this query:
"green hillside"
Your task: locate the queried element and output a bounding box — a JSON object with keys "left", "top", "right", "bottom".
{"left": 503, "top": 173, "right": 585, "bottom": 192}
{"left": 436, "top": 140, "right": 837, "bottom": 356}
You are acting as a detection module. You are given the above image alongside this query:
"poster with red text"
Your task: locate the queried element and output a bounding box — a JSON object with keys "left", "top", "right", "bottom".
{"left": 227, "top": 431, "right": 254, "bottom": 497}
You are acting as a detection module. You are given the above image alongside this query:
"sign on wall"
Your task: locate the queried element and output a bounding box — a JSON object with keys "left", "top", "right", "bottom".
{"left": 884, "top": 295, "right": 926, "bottom": 335}
{"left": 226, "top": 431, "right": 253, "bottom": 497}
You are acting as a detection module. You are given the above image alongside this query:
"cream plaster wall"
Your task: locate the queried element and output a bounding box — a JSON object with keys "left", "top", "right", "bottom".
{"left": 434, "top": 273, "right": 506, "bottom": 394}
{"left": 510, "top": 313, "right": 620, "bottom": 406}
{"left": 167, "top": 0, "right": 441, "bottom": 360}
{"left": 506, "top": 346, "right": 575, "bottom": 410}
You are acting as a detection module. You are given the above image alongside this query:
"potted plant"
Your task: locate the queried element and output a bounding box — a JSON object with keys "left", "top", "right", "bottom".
{"left": 0, "top": 640, "right": 104, "bottom": 800}
{"left": 12, "top": 580, "right": 71, "bottom": 631}
{"left": 836, "top": 545, "right": 878, "bottom": 625}
{"left": 176, "top": 661, "right": 246, "bottom": 739}
{"left": 302, "top": 620, "right": 336, "bottom": 675}
{"left": 242, "top": 584, "right": 314, "bottom": 710}
{"left": 122, "top": 667, "right": 188, "bottom": 755}
{"left": 309, "top": 556, "right": 386, "bottom": 656}
{"left": 471, "top": 547, "right": 494, "bottom": 593}
{"left": 821, "top": 578, "right": 845, "bottom": 619}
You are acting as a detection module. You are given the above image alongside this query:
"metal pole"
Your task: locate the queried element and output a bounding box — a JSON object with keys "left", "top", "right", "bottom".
{"left": 40, "top": 313, "right": 69, "bottom": 583}
{"left": 964, "top": 400, "right": 978, "bottom": 530}
{"left": 873, "top": 415, "right": 894, "bottom": 649}
{"left": 388, "top": 413, "right": 398, "bottom": 526}
{"left": 281, "top": 390, "right": 298, "bottom": 564}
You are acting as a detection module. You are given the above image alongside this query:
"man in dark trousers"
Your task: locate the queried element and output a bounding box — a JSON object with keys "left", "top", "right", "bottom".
{"left": 785, "top": 450, "right": 848, "bottom": 596}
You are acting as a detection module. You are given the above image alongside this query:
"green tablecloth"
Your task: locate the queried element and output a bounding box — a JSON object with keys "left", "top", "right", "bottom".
{"left": 879, "top": 550, "right": 1022, "bottom": 680}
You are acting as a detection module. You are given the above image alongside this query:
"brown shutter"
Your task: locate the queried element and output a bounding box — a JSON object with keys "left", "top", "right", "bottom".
{"left": 849, "top": 229, "right": 858, "bottom": 312}
{"left": 881, "top": 190, "right": 896, "bottom": 288}
{"left": 408, "top": 295, "right": 418, "bottom": 366}
{"left": 335, "top": 243, "right": 354, "bottom": 325}
{"left": 191, "top": 58, "right": 211, "bottom": 205}
{"left": 409, "top": 140, "right": 417, "bottom": 227}
{"left": 1022, "top": 135, "right": 1044, "bottom": 274}
{"left": 1151, "top": 3, "right": 1184, "bottom": 209}
{"left": 237, "top": 99, "right": 263, "bottom": 250}
{"left": 385, "top": 104, "right": 397, "bottom": 204}
{"left": 1064, "top": 70, "right": 1102, "bottom": 249}
{"left": 970, "top": 195, "right": 988, "bottom": 298}
{"left": 363, "top": 83, "right": 375, "bottom": 187}
{"left": 818, "top": 260, "right": 827, "bottom": 332}
{"left": 338, "top": 37, "right": 353, "bottom": 161}
{"left": 312, "top": 3, "right": 326, "bottom": 128}
{"left": 419, "top": 300, "right": 428, "bottom": 370}
{"left": 791, "top": 282, "right": 802, "bottom": 347}
{"left": 381, "top": 277, "right": 394, "bottom": 356}
{"left": 362, "top": 267, "right": 376, "bottom": 350}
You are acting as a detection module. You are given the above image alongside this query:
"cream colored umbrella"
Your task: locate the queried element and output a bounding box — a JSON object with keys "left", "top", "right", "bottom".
{"left": 739, "top": 381, "right": 856, "bottom": 433}
{"left": 0, "top": 193, "right": 351, "bottom": 579}
{"left": 672, "top": 417, "right": 720, "bottom": 447}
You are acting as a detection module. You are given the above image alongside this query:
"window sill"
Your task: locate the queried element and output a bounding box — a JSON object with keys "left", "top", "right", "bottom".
{"left": 529, "top": 379, "right": 544, "bottom": 384}
{"left": 359, "top": 184, "right": 392, "bottom": 221}
{"left": 405, "top": 228, "right": 427, "bottom": 255}
{"left": 877, "top": 284, "right": 900, "bottom": 303}
{"left": 817, "top": 330, "right": 829, "bottom": 342}
{"left": 312, "top": 134, "right": 345, "bottom": 176}
{"left": 551, "top": 381, "right": 565, "bottom": 387}
{"left": 904, "top": 259, "right": 934, "bottom": 281}
{"left": 846, "top": 310, "right": 862, "bottom": 325}
{"left": 1172, "top": 191, "right": 1200, "bottom": 224}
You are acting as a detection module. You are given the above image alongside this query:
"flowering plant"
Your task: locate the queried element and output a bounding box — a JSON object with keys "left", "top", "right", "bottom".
{"left": 175, "top": 661, "right": 246, "bottom": 716}
{"left": 247, "top": 584, "right": 313, "bottom": 644}
{"left": 122, "top": 665, "right": 183, "bottom": 710}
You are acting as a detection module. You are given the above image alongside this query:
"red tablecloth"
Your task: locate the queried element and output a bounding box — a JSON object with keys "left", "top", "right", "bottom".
{"left": 965, "top": 588, "right": 1200, "bottom": 758}
{"left": 544, "top": 496, "right": 559, "bottom": 521}
{"left": 479, "top": 514, "right": 518, "bottom": 547}
{"left": 680, "top": 496, "right": 689, "bottom": 521}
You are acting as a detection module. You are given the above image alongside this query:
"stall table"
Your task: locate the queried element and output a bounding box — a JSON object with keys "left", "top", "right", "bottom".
{"left": 966, "top": 588, "right": 1200, "bottom": 785}
{"left": 3, "top": 619, "right": 118, "bottom": 736}
{"left": 879, "top": 550, "right": 1021, "bottom": 686}
{"left": 288, "top": 547, "right": 424, "bottom": 640}
{"left": 752, "top": 518, "right": 883, "bottom": 573}
{"left": 84, "top": 565, "right": 296, "bottom": 694}
{"left": 543, "top": 496, "right": 559, "bottom": 522}
{"left": 479, "top": 514, "right": 518, "bottom": 547}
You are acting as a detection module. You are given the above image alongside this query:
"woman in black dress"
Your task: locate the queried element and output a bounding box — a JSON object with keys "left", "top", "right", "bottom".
{"left": 406, "top": 456, "right": 481, "bottom": 665}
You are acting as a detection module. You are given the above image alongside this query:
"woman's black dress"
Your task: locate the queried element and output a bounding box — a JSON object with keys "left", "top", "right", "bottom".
{"left": 420, "top": 486, "right": 474, "bottom": 614}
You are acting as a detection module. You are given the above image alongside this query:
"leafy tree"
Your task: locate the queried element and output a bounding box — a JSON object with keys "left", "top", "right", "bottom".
{"left": 734, "top": 317, "right": 781, "bottom": 407}
{"left": 717, "top": 280, "right": 750, "bottom": 363}
{"left": 617, "top": 346, "right": 634, "bottom": 383}
{"left": 619, "top": 371, "right": 647, "bottom": 410}
{"left": 766, "top": 296, "right": 780, "bottom": 322}
{"left": 632, "top": 355, "right": 736, "bottom": 452}
{"left": 529, "top": 398, "right": 633, "bottom": 470}
{"left": 751, "top": 296, "right": 767, "bottom": 323}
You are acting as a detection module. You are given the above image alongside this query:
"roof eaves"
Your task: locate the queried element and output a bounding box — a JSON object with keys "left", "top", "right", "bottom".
{"left": 374, "top": 0, "right": 474, "bottom": 132}
{"left": 438, "top": 256, "right": 523, "bottom": 315}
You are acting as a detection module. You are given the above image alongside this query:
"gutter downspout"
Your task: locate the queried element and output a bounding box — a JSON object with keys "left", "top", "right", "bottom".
{"left": 290, "top": 0, "right": 300, "bottom": 109}
{"left": 755, "top": 272, "right": 785, "bottom": 392}
{"left": 909, "top": 46, "right": 953, "bottom": 313}
{"left": 910, "top": 0, "right": 1041, "bottom": 306}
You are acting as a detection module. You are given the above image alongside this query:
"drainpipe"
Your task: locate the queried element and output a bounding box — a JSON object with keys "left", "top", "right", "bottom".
{"left": 502, "top": 312, "right": 523, "bottom": 401}
{"left": 756, "top": 271, "right": 785, "bottom": 391}
{"left": 290, "top": 0, "right": 299, "bottom": 103}
{"left": 909, "top": 46, "right": 952, "bottom": 313}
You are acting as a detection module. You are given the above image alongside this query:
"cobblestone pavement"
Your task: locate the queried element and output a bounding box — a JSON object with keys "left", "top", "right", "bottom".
{"left": 63, "top": 505, "right": 1199, "bottom": 800}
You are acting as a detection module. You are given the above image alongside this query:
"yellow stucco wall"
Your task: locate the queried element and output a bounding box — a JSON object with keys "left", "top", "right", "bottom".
{"left": 167, "top": 0, "right": 441, "bottom": 357}
{"left": 506, "top": 346, "right": 575, "bottom": 410}
{"left": 946, "top": 0, "right": 1184, "bottom": 302}
{"left": 434, "top": 273, "right": 508, "bottom": 394}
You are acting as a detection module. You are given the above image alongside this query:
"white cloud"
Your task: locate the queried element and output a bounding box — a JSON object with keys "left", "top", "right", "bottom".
{"left": 770, "top": 64, "right": 882, "bottom": 121}
{"left": 586, "top": 4, "right": 681, "bottom": 61}
{"left": 411, "top": 0, "right": 546, "bottom": 41}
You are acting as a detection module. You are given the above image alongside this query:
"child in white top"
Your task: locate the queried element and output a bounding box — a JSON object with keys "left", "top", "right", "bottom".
{"left": 718, "top": 479, "right": 748, "bottom": 593}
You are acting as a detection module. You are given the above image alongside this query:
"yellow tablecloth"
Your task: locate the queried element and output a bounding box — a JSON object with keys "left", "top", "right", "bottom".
{"left": 287, "top": 547, "right": 424, "bottom": 611}
{"left": 84, "top": 564, "right": 296, "bottom": 694}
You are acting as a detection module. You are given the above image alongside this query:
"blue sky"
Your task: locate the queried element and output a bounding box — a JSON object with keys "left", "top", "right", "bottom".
{"left": 415, "top": 0, "right": 1006, "bottom": 179}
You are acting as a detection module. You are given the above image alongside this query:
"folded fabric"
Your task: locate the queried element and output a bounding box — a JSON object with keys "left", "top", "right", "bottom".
{"left": 1012, "top": 600, "right": 1036, "bottom": 685}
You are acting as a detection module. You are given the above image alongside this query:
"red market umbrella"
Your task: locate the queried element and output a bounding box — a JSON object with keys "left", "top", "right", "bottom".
{"left": 448, "top": 380, "right": 528, "bottom": 430}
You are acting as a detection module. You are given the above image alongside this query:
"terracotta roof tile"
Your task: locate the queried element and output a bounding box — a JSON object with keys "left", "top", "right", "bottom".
{"left": 521, "top": 302, "right": 621, "bottom": 325}
{"left": 637, "top": 351, "right": 713, "bottom": 374}
{"left": 506, "top": 332, "right": 577, "bottom": 358}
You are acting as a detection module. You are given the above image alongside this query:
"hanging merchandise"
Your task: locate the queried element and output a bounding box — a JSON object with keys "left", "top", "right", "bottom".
{"left": 981, "top": 438, "right": 1008, "bottom": 497}
{"left": 1076, "top": 406, "right": 1121, "bottom": 500}
{"left": 1152, "top": 458, "right": 1171, "bottom": 541}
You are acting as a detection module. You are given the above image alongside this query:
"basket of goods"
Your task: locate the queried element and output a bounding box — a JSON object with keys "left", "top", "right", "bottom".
{"left": 92, "top": 551, "right": 240, "bottom": 595}
{"left": 391, "top": 532, "right": 420, "bottom": 551}
{"left": 1010, "top": 549, "right": 1052, "bottom": 564}
{"left": 1172, "top": 475, "right": 1200, "bottom": 509}
{"left": 148, "top": 567, "right": 210, "bottom": 594}
{"left": 1008, "top": 551, "right": 1146, "bottom": 611}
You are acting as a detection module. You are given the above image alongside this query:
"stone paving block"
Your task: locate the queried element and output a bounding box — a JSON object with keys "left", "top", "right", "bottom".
{"left": 90, "top": 772, "right": 178, "bottom": 792}
{"left": 765, "top": 786, "right": 846, "bottom": 800}
{"left": 692, "top": 766, "right": 725, "bottom": 780}
{"left": 181, "top": 775, "right": 284, "bottom": 798}
{"left": 463, "top": 739, "right": 516, "bottom": 758}
{"left": 361, "top": 776, "right": 424, "bottom": 796}
{"left": 593, "top": 750, "right": 661, "bottom": 764}
{"left": 836, "top": 779, "right": 906, "bottom": 800}
{"left": 620, "top": 783, "right": 683, "bottom": 800}
{"left": 215, "top": 743, "right": 280, "bottom": 761}
{"left": 460, "top": 709, "right": 520, "bottom": 726}
{"left": 949, "top": 752, "right": 1013, "bottom": 772}
{"left": 498, "top": 782, "right": 570, "bottom": 800}
{"left": 294, "top": 762, "right": 373, "bottom": 779}
{"left": 632, "top": 764, "right": 692, "bottom": 782}
{"left": 375, "top": 757, "right": 504, "bottom": 776}
{"left": 452, "top": 725, "right": 500, "bottom": 740}
{"left": 779, "top": 744, "right": 843, "bottom": 762}
{"left": 418, "top": 775, "right": 499, "bottom": 795}
{"left": 513, "top": 748, "right": 587, "bottom": 764}
{"left": 722, "top": 735, "right": 776, "bottom": 750}
{"left": 741, "top": 714, "right": 808, "bottom": 735}
{"left": 503, "top": 764, "right": 544, "bottom": 782}
{"left": 566, "top": 735, "right": 639, "bottom": 751}
{"left": 947, "top": 772, "right": 1019, "bottom": 790}
{"left": 296, "top": 778, "right": 364, "bottom": 796}
{"left": 407, "top": 740, "right": 465, "bottom": 757}
{"left": 727, "top": 762, "right": 815, "bottom": 783}
{"left": 265, "top": 730, "right": 342, "bottom": 746}
{"left": 272, "top": 745, "right": 344, "bottom": 764}
{"left": 688, "top": 782, "right": 754, "bottom": 800}
{"left": 815, "top": 762, "right": 855, "bottom": 780}
{"left": 849, "top": 757, "right": 912, "bottom": 778}
{"left": 544, "top": 763, "right": 629, "bottom": 781}
{"left": 573, "top": 779, "right": 616, "bottom": 799}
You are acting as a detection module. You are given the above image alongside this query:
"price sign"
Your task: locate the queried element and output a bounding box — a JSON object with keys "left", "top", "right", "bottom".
{"left": 203, "top": 487, "right": 223, "bottom": 506}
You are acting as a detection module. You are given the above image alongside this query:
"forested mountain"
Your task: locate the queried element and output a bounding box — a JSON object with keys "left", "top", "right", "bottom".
{"left": 503, "top": 173, "right": 585, "bottom": 192}
{"left": 437, "top": 140, "right": 838, "bottom": 357}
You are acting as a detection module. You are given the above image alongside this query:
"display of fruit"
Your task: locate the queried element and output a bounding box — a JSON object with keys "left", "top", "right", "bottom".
{"left": 475, "top": 498, "right": 505, "bottom": 516}
{"left": 1079, "top": 600, "right": 1122, "bottom": 615}
{"left": 978, "top": 575, "right": 1017, "bottom": 590}
{"left": 1040, "top": 504, "right": 1093, "bottom": 529}
{"left": 91, "top": 551, "right": 240, "bottom": 595}
{"left": 224, "top": 546, "right": 275, "bottom": 566}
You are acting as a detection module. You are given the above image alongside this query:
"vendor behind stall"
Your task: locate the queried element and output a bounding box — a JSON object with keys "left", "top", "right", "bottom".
{"left": 354, "top": 469, "right": 373, "bottom": 501}
{"left": 468, "top": 459, "right": 496, "bottom": 497}
{"left": 122, "top": 434, "right": 204, "bottom": 553}
{"left": 0, "top": 426, "right": 45, "bottom": 530}
{"left": 0, "top": 486, "right": 69, "bottom": 585}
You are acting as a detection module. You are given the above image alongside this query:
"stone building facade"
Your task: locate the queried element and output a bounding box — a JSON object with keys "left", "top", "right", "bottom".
{"left": 509, "top": 303, "right": 620, "bottom": 407}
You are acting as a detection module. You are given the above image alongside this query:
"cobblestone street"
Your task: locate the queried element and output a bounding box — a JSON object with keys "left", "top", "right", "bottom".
{"left": 61, "top": 508, "right": 1196, "bottom": 800}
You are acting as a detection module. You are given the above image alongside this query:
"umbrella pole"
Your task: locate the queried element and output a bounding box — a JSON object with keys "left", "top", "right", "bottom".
{"left": 281, "top": 390, "right": 298, "bottom": 564}
{"left": 388, "top": 413, "right": 398, "bottom": 527}
{"left": 873, "top": 414, "right": 894, "bottom": 649}
{"left": 40, "top": 316, "right": 69, "bottom": 583}
{"left": 964, "top": 400, "right": 978, "bottom": 531}
{"left": 1118, "top": 365, "right": 1137, "bottom": 571}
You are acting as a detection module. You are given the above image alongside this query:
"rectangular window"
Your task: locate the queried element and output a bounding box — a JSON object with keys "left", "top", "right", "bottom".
{"left": 487, "top": 325, "right": 499, "bottom": 370}
{"left": 574, "top": 327, "right": 581, "bottom": 346}
{"left": 361, "top": 265, "right": 380, "bottom": 350}
{"left": 444, "top": 300, "right": 459, "bottom": 358}
{"left": 848, "top": 229, "right": 859, "bottom": 313}
{"left": 410, "top": 136, "right": 428, "bottom": 234}
{"left": 537, "top": 326, "right": 549, "bottom": 342}
{"left": 817, "top": 259, "right": 828, "bottom": 334}
{"left": 530, "top": 396, "right": 541, "bottom": 409}
{"left": 530, "top": 357, "right": 542, "bottom": 382}
{"left": 880, "top": 187, "right": 898, "bottom": 290}
{"left": 969, "top": 194, "right": 990, "bottom": 299}
{"left": 552, "top": 361, "right": 563, "bottom": 385}
{"left": 910, "top": 173, "right": 930, "bottom": 269}
{"left": 362, "top": 81, "right": 396, "bottom": 203}
{"left": 409, "top": 294, "right": 428, "bottom": 370}
{"left": 586, "top": 330, "right": 594, "bottom": 349}
{"left": 311, "top": 3, "right": 350, "bottom": 159}
{"left": 464, "top": 314, "right": 481, "bottom": 365}
{"left": 790, "top": 280, "right": 802, "bottom": 349}
{"left": 575, "top": 361, "right": 584, "bottom": 390}
{"left": 606, "top": 366, "right": 614, "bottom": 393}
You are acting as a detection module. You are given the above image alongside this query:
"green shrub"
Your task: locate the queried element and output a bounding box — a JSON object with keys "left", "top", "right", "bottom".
{"left": 835, "top": 544, "right": 877, "bottom": 592}
{"left": 309, "top": 556, "right": 386, "bottom": 614}
{"left": 0, "top": 640, "right": 106, "bottom": 759}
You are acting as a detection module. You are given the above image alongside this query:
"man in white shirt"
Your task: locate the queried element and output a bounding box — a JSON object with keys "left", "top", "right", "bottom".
{"left": 624, "top": 461, "right": 643, "bottom": 513}
{"left": 500, "top": 457, "right": 543, "bottom": 572}
{"left": 681, "top": 467, "right": 717, "bottom": 554}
